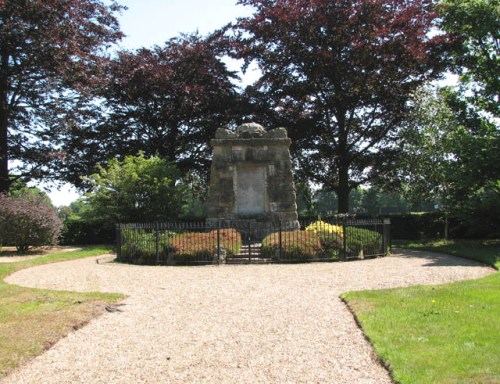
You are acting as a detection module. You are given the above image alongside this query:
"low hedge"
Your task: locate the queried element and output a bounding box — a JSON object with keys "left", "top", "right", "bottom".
{"left": 262, "top": 230, "right": 322, "bottom": 261}
{"left": 118, "top": 228, "right": 241, "bottom": 265}
{"left": 344, "top": 226, "right": 383, "bottom": 257}
{"left": 388, "top": 211, "right": 500, "bottom": 240}
{"left": 118, "top": 228, "right": 174, "bottom": 264}
{"left": 388, "top": 213, "right": 446, "bottom": 240}
{"left": 171, "top": 229, "right": 241, "bottom": 265}
{"left": 60, "top": 218, "right": 115, "bottom": 245}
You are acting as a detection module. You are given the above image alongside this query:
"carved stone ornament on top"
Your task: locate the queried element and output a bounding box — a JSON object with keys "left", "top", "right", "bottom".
{"left": 215, "top": 123, "right": 288, "bottom": 140}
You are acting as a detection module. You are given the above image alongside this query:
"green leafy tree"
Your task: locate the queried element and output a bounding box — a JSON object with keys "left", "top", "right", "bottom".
{"left": 56, "top": 205, "right": 73, "bottom": 222}
{"left": 440, "top": 0, "right": 500, "bottom": 117}
{"left": 360, "top": 186, "right": 412, "bottom": 215}
{"left": 313, "top": 189, "right": 338, "bottom": 217}
{"left": 399, "top": 88, "right": 460, "bottom": 212}
{"left": 0, "top": 0, "right": 124, "bottom": 193}
{"left": 398, "top": 86, "right": 500, "bottom": 237}
{"left": 181, "top": 170, "right": 209, "bottom": 219}
{"left": 83, "top": 153, "right": 188, "bottom": 224}
{"left": 7, "top": 179, "right": 52, "bottom": 205}
{"left": 295, "top": 181, "right": 316, "bottom": 218}
{"left": 361, "top": 187, "right": 381, "bottom": 215}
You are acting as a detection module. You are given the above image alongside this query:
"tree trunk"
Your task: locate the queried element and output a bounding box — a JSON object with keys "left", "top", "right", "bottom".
{"left": 0, "top": 45, "right": 10, "bottom": 194}
{"left": 336, "top": 112, "right": 350, "bottom": 214}
{"left": 337, "top": 165, "right": 350, "bottom": 214}
{"left": 0, "top": 85, "right": 9, "bottom": 194}
{"left": 0, "top": 106, "right": 8, "bottom": 194}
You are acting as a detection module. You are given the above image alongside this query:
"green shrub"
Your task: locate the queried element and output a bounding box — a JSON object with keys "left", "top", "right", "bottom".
{"left": 118, "top": 228, "right": 174, "bottom": 264}
{"left": 60, "top": 217, "right": 115, "bottom": 245}
{"left": 344, "top": 226, "right": 383, "bottom": 257}
{"left": 262, "top": 230, "right": 322, "bottom": 261}
{"left": 118, "top": 227, "right": 241, "bottom": 265}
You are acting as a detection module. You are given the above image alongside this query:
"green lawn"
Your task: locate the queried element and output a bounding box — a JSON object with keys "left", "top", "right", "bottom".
{"left": 0, "top": 247, "right": 124, "bottom": 378}
{"left": 342, "top": 240, "right": 500, "bottom": 384}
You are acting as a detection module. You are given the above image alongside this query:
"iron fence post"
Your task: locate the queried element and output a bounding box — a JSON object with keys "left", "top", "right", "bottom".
{"left": 342, "top": 217, "right": 347, "bottom": 261}
{"left": 279, "top": 221, "right": 283, "bottom": 261}
{"left": 217, "top": 221, "right": 221, "bottom": 265}
{"left": 116, "top": 223, "right": 121, "bottom": 261}
{"left": 248, "top": 222, "right": 251, "bottom": 262}
{"left": 383, "top": 218, "right": 391, "bottom": 256}
{"left": 155, "top": 222, "right": 160, "bottom": 264}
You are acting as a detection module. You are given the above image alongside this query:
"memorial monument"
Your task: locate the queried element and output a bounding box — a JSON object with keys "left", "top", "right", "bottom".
{"left": 206, "top": 122, "right": 299, "bottom": 231}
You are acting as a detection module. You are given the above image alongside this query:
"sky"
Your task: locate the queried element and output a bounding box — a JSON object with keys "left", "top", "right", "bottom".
{"left": 45, "top": 0, "right": 255, "bottom": 207}
{"left": 115, "top": 0, "right": 252, "bottom": 49}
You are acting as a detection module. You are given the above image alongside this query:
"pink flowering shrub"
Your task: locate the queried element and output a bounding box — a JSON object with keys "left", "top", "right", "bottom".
{"left": 0, "top": 194, "right": 62, "bottom": 252}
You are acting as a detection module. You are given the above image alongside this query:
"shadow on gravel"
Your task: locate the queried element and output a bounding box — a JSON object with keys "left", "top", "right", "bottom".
{"left": 393, "top": 248, "right": 492, "bottom": 269}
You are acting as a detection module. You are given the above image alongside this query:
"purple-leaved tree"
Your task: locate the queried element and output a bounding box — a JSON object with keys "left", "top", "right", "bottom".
{"left": 0, "top": 0, "right": 124, "bottom": 193}
{"left": 231, "top": 0, "right": 456, "bottom": 212}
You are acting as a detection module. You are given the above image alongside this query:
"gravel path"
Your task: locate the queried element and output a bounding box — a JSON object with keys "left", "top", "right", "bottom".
{"left": 2, "top": 249, "right": 495, "bottom": 384}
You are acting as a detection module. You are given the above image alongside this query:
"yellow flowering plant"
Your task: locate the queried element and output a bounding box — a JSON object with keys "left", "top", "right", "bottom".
{"left": 305, "top": 220, "right": 343, "bottom": 259}
{"left": 305, "top": 220, "right": 343, "bottom": 238}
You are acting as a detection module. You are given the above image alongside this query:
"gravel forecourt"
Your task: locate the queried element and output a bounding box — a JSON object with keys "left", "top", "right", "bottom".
{"left": 2, "top": 249, "right": 495, "bottom": 384}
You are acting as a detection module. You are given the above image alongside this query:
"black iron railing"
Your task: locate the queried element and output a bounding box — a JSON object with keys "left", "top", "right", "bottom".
{"left": 116, "top": 218, "right": 391, "bottom": 265}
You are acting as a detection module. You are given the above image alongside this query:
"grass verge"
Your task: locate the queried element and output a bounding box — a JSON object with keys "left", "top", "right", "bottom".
{"left": 342, "top": 240, "right": 500, "bottom": 384}
{"left": 0, "top": 247, "right": 124, "bottom": 378}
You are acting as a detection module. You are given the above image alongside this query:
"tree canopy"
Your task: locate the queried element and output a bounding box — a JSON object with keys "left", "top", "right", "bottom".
{"left": 61, "top": 33, "right": 242, "bottom": 187}
{"left": 230, "top": 0, "right": 454, "bottom": 212}
{"left": 0, "top": 0, "right": 124, "bottom": 193}
{"left": 83, "top": 153, "right": 188, "bottom": 224}
{"left": 397, "top": 86, "right": 499, "bottom": 236}
{"left": 2, "top": 0, "right": 497, "bottom": 227}
{"left": 440, "top": 0, "right": 500, "bottom": 117}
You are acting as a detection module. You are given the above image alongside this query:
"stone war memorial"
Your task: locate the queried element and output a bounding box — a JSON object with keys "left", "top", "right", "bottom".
{"left": 117, "top": 121, "right": 390, "bottom": 265}
{"left": 206, "top": 122, "right": 299, "bottom": 233}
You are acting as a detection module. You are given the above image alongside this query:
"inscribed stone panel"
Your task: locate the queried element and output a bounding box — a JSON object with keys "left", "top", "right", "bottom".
{"left": 237, "top": 166, "right": 266, "bottom": 214}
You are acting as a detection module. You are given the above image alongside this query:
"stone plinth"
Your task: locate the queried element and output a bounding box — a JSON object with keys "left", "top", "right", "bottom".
{"left": 206, "top": 123, "right": 299, "bottom": 229}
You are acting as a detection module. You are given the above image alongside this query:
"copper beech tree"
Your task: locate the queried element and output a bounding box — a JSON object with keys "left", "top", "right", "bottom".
{"left": 61, "top": 33, "right": 242, "bottom": 187}
{"left": 230, "top": 0, "right": 455, "bottom": 213}
{"left": 0, "top": 0, "right": 124, "bottom": 193}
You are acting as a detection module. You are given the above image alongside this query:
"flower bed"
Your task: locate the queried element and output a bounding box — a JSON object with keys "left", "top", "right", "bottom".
{"left": 171, "top": 229, "right": 241, "bottom": 265}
